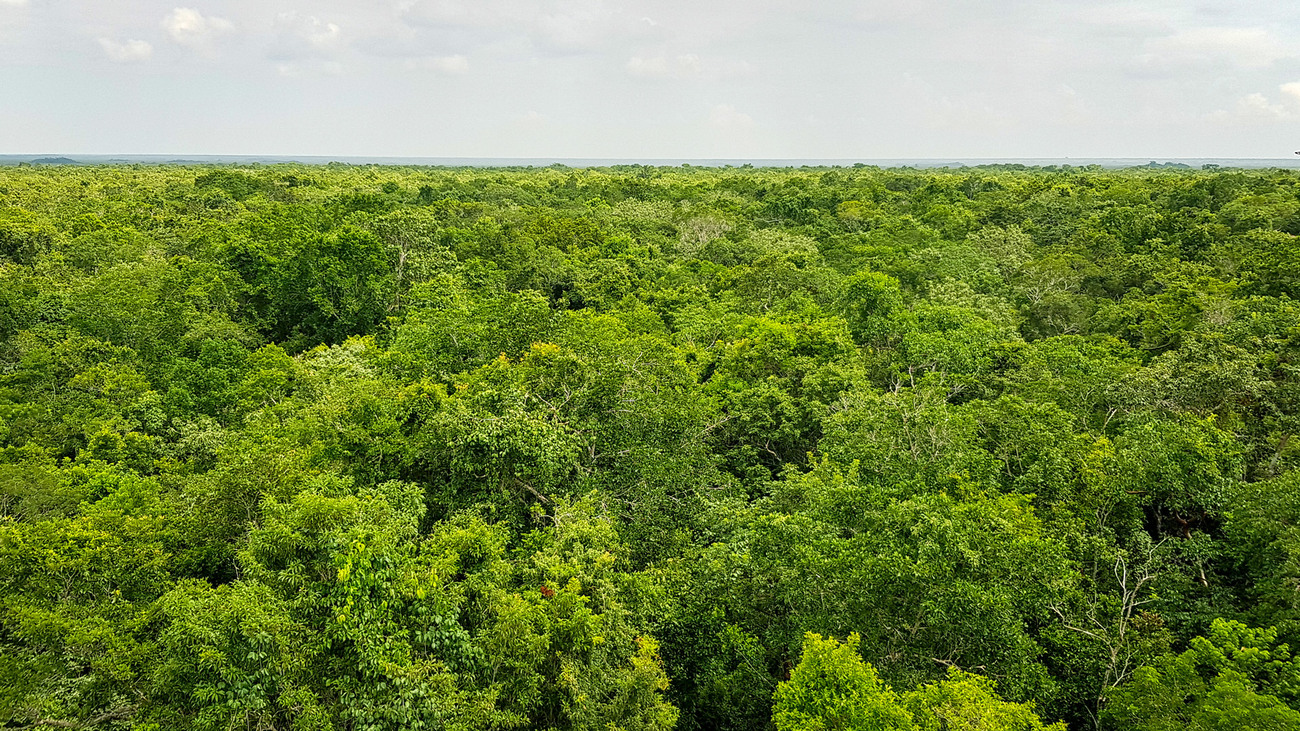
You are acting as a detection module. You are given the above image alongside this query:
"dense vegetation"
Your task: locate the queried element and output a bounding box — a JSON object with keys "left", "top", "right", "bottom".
{"left": 4, "top": 162, "right": 1300, "bottom": 730}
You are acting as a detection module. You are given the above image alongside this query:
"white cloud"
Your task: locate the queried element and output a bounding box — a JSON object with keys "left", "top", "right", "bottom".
{"left": 626, "top": 53, "right": 751, "bottom": 80}
{"left": 854, "top": 1, "right": 946, "bottom": 27}
{"left": 404, "top": 54, "right": 470, "bottom": 73}
{"left": 1056, "top": 83, "right": 1091, "bottom": 124}
{"left": 533, "top": 0, "right": 609, "bottom": 51}
{"left": 1141, "top": 27, "right": 1292, "bottom": 69}
{"left": 708, "top": 103, "right": 753, "bottom": 131}
{"left": 1077, "top": 5, "right": 1172, "bottom": 37}
{"left": 1237, "top": 92, "right": 1291, "bottom": 120}
{"left": 398, "top": 0, "right": 656, "bottom": 55}
{"left": 401, "top": 0, "right": 510, "bottom": 28}
{"left": 1211, "top": 83, "right": 1300, "bottom": 123}
{"left": 517, "top": 110, "right": 547, "bottom": 130}
{"left": 900, "top": 73, "right": 1012, "bottom": 132}
{"left": 270, "top": 12, "right": 344, "bottom": 61}
{"left": 924, "top": 95, "right": 1012, "bottom": 130}
{"left": 627, "top": 54, "right": 700, "bottom": 79}
{"left": 163, "top": 8, "right": 234, "bottom": 50}
{"left": 0, "top": 0, "right": 29, "bottom": 6}
{"left": 282, "top": 13, "right": 341, "bottom": 51}
{"left": 277, "top": 60, "right": 343, "bottom": 78}
{"left": 98, "top": 38, "right": 154, "bottom": 63}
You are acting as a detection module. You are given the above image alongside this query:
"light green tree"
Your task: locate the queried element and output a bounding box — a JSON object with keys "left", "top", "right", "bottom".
{"left": 1103, "top": 619, "right": 1300, "bottom": 731}
{"left": 773, "top": 632, "right": 914, "bottom": 731}
{"left": 774, "top": 634, "right": 1065, "bottom": 731}
{"left": 903, "top": 668, "right": 1066, "bottom": 731}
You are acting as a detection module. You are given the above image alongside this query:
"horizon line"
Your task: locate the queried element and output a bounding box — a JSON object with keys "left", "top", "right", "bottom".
{"left": 6, "top": 154, "right": 1300, "bottom": 170}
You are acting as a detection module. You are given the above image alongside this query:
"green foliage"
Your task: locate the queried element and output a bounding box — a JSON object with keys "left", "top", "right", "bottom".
{"left": 0, "top": 207, "right": 57, "bottom": 264}
{"left": 773, "top": 634, "right": 1063, "bottom": 731}
{"left": 841, "top": 270, "right": 903, "bottom": 345}
{"left": 1103, "top": 619, "right": 1300, "bottom": 731}
{"left": 904, "top": 668, "right": 1066, "bottom": 731}
{"left": 6, "top": 163, "right": 1300, "bottom": 729}
{"left": 773, "top": 633, "right": 913, "bottom": 731}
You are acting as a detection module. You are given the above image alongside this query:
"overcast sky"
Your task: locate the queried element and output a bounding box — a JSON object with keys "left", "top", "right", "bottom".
{"left": 3, "top": 0, "right": 1300, "bottom": 158}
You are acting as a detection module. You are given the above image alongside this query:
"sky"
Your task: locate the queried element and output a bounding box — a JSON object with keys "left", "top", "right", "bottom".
{"left": 3, "top": 0, "right": 1300, "bottom": 159}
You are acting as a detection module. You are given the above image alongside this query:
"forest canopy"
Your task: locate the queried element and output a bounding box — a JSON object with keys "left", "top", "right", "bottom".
{"left": 4, "top": 162, "right": 1300, "bottom": 730}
